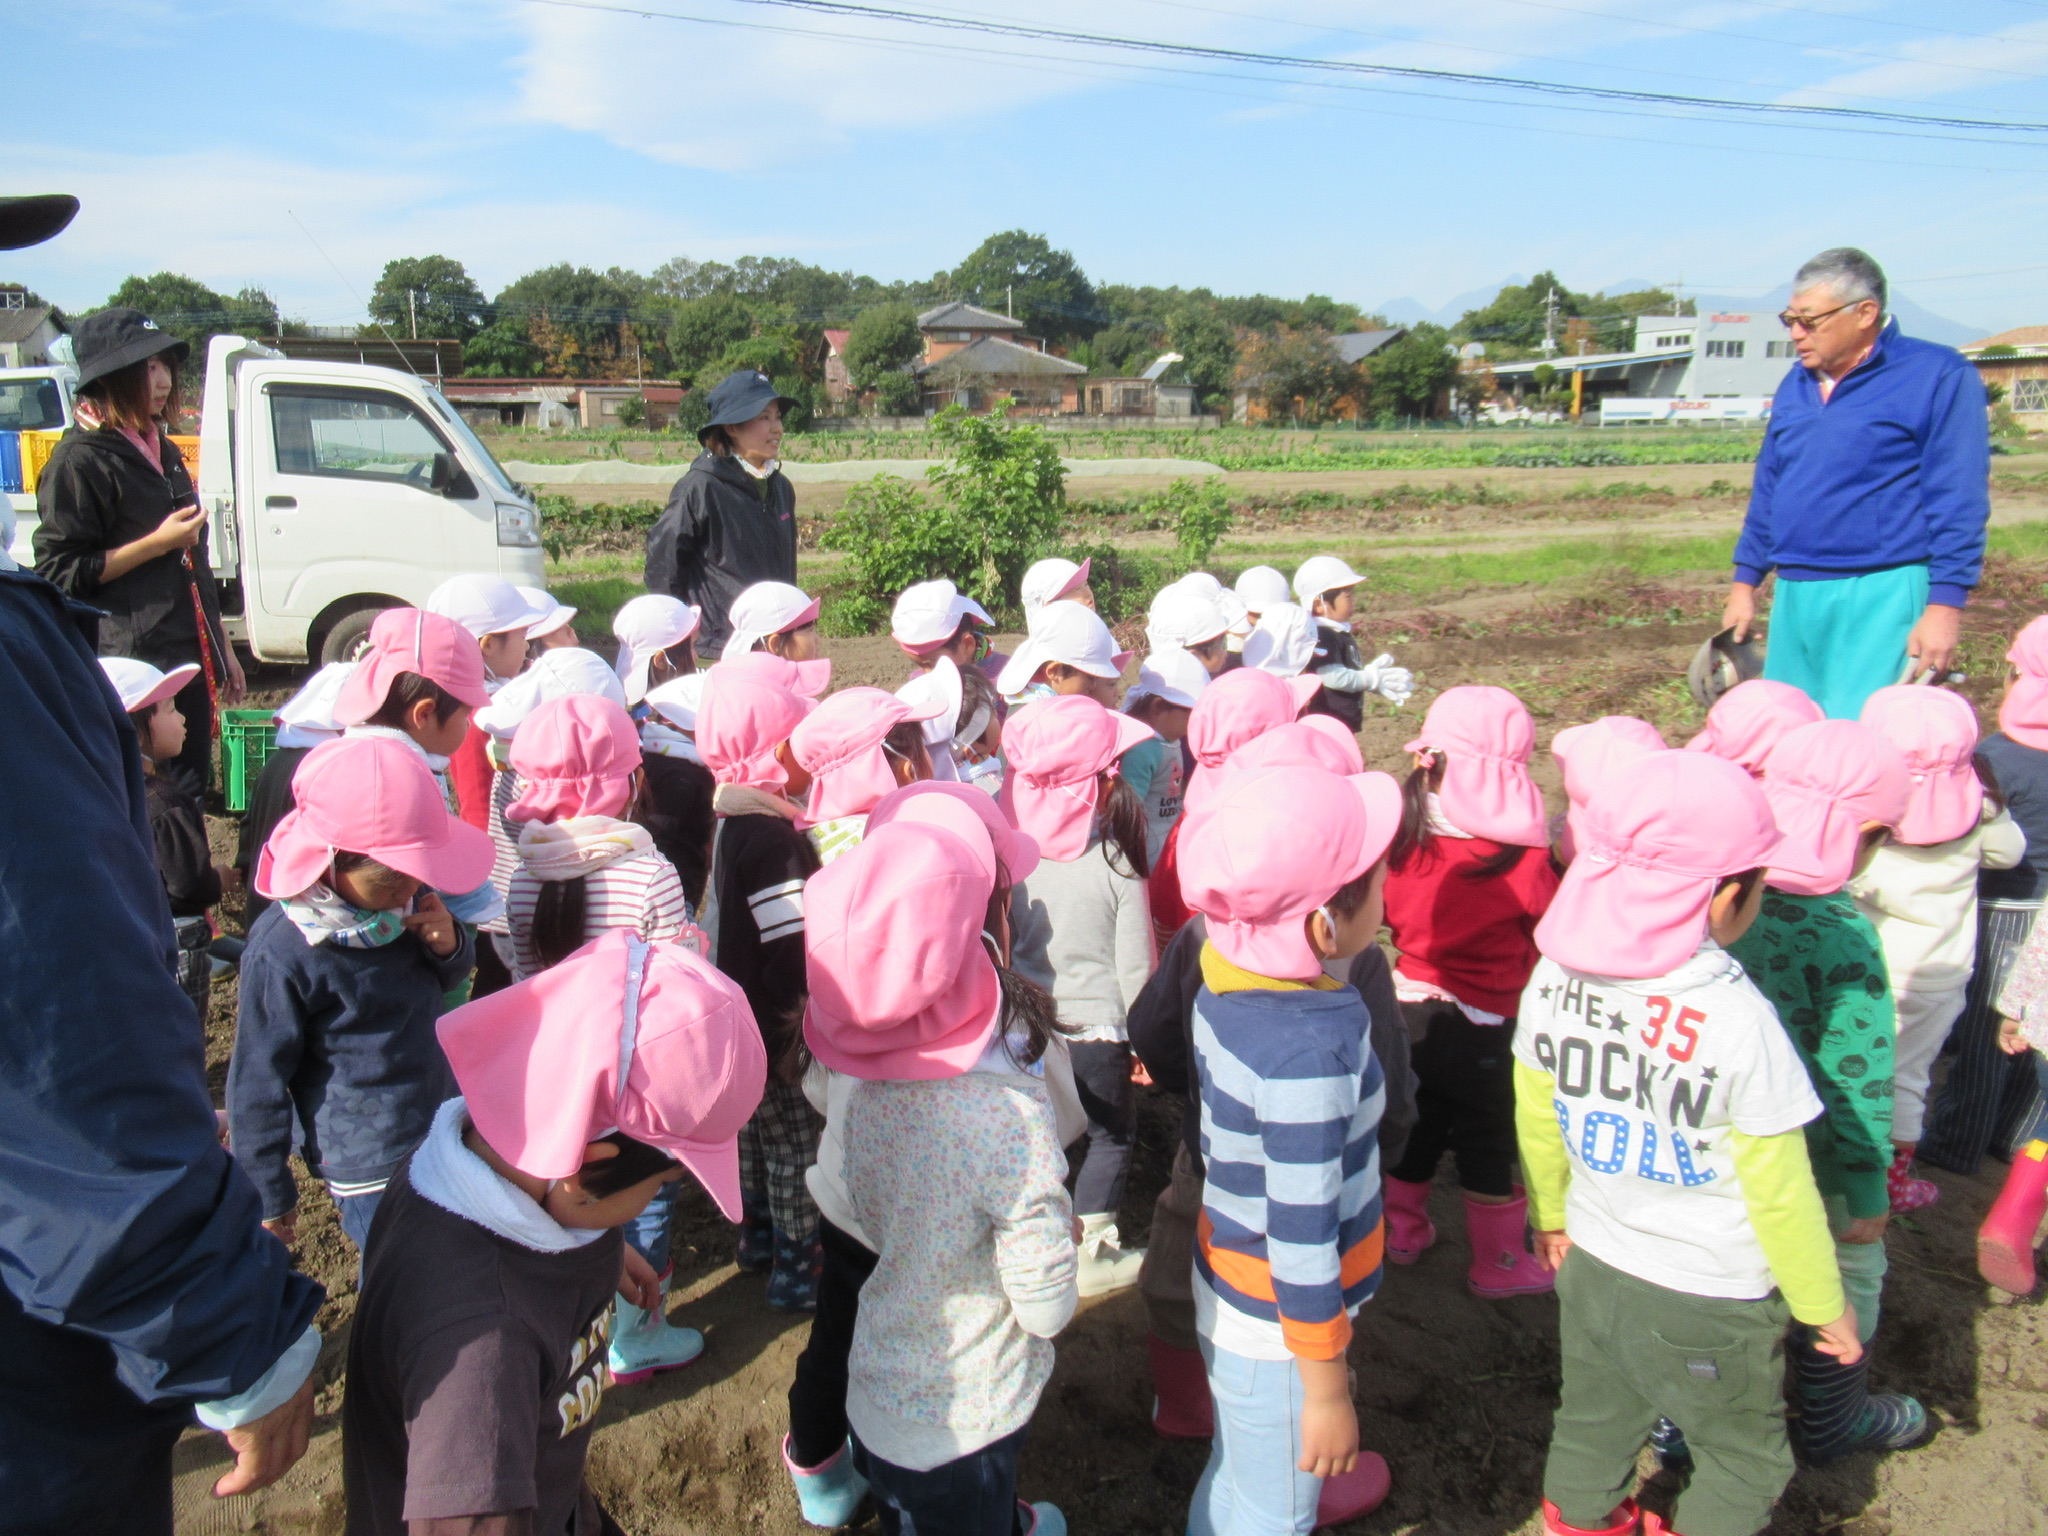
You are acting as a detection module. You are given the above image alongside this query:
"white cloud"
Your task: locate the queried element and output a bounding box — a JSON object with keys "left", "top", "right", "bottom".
{"left": 1780, "top": 17, "right": 2048, "bottom": 104}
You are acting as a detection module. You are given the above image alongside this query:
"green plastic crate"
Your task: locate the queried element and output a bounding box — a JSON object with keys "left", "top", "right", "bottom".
{"left": 219, "top": 708, "right": 278, "bottom": 814}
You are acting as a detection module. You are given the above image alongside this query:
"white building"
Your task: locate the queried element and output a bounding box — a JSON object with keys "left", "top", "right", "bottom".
{"left": 1480, "top": 308, "right": 1797, "bottom": 422}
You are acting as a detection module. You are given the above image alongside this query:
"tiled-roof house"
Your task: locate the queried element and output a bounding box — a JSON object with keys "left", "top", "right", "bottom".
{"left": 1963, "top": 326, "right": 2048, "bottom": 422}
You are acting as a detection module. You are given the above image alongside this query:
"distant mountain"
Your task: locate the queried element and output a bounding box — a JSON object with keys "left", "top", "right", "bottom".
{"left": 1378, "top": 278, "right": 1526, "bottom": 329}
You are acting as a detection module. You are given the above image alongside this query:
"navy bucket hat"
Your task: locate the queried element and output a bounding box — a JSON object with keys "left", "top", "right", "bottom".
{"left": 697, "top": 370, "right": 798, "bottom": 445}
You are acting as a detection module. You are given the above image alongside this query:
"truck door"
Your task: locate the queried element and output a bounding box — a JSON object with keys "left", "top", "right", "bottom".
{"left": 252, "top": 383, "right": 477, "bottom": 618}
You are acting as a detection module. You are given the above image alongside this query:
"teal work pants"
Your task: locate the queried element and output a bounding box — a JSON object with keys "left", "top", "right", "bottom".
{"left": 1762, "top": 565, "right": 1929, "bottom": 720}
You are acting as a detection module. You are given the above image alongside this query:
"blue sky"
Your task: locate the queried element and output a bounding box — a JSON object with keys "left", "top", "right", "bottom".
{"left": 7, "top": 0, "right": 2047, "bottom": 338}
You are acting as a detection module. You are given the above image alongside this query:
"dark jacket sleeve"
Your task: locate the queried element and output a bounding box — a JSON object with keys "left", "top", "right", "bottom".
{"left": 1128, "top": 914, "right": 1209, "bottom": 1168}
{"left": 0, "top": 571, "right": 322, "bottom": 1404}
{"left": 227, "top": 918, "right": 317, "bottom": 1222}
{"left": 1349, "top": 945, "right": 1417, "bottom": 1172}
{"left": 643, "top": 474, "right": 705, "bottom": 606}
{"left": 148, "top": 780, "right": 223, "bottom": 913}
{"left": 31, "top": 439, "right": 119, "bottom": 597}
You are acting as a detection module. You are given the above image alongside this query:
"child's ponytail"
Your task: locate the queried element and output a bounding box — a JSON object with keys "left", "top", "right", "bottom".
{"left": 1388, "top": 750, "right": 1528, "bottom": 878}
{"left": 1098, "top": 772, "right": 1152, "bottom": 879}
{"left": 985, "top": 868, "right": 1070, "bottom": 1067}
{"left": 531, "top": 877, "right": 591, "bottom": 971}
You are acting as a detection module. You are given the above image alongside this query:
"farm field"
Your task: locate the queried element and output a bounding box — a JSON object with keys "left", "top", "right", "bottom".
{"left": 173, "top": 458, "right": 2048, "bottom": 1536}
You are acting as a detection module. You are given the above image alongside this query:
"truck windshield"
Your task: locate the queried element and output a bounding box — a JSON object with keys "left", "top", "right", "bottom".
{"left": 0, "top": 377, "right": 66, "bottom": 433}
{"left": 423, "top": 389, "right": 520, "bottom": 499}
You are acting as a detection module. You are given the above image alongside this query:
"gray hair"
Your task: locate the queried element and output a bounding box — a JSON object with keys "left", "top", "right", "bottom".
{"left": 1794, "top": 247, "right": 1886, "bottom": 313}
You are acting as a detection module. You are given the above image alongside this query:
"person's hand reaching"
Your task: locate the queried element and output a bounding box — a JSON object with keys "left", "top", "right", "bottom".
{"left": 402, "top": 892, "right": 459, "bottom": 958}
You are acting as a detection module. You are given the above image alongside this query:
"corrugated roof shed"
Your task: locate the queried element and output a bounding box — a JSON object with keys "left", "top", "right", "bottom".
{"left": 917, "top": 301, "right": 1023, "bottom": 331}
{"left": 919, "top": 335, "right": 1086, "bottom": 378}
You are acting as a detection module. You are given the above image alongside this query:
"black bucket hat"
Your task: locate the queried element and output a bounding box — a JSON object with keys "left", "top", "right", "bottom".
{"left": 0, "top": 194, "right": 79, "bottom": 252}
{"left": 72, "top": 307, "right": 191, "bottom": 390}
{"left": 697, "top": 369, "right": 798, "bottom": 444}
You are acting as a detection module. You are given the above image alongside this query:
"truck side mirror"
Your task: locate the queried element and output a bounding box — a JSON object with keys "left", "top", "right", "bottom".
{"left": 429, "top": 452, "right": 475, "bottom": 500}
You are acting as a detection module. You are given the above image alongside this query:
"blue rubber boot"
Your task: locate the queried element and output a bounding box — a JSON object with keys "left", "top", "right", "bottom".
{"left": 606, "top": 1286, "right": 704, "bottom": 1386}
{"left": 1021, "top": 1501, "right": 1067, "bottom": 1536}
{"left": 736, "top": 1190, "right": 773, "bottom": 1274}
{"left": 767, "top": 1226, "right": 822, "bottom": 1312}
{"left": 783, "top": 1436, "right": 868, "bottom": 1528}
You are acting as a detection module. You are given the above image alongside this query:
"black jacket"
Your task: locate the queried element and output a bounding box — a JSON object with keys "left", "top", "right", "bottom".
{"left": 644, "top": 452, "right": 797, "bottom": 659}
{"left": 1306, "top": 621, "right": 1365, "bottom": 733}
{"left": 0, "top": 568, "right": 321, "bottom": 1518}
{"left": 32, "top": 426, "right": 228, "bottom": 668}
{"left": 145, "top": 773, "right": 222, "bottom": 918}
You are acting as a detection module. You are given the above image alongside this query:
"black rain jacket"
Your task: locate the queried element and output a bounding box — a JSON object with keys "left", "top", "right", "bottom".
{"left": 643, "top": 452, "right": 797, "bottom": 659}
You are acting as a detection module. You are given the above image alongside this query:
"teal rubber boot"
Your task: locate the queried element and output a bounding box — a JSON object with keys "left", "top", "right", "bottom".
{"left": 607, "top": 1290, "right": 704, "bottom": 1386}
{"left": 782, "top": 1435, "right": 868, "bottom": 1528}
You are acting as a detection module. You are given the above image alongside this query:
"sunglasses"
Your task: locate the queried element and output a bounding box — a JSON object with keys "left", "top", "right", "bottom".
{"left": 1776, "top": 301, "right": 1861, "bottom": 333}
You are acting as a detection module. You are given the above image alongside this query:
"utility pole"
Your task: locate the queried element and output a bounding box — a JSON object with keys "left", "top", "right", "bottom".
{"left": 1540, "top": 285, "right": 1559, "bottom": 357}
{"left": 1006, "top": 284, "right": 1014, "bottom": 319}
{"left": 407, "top": 288, "right": 418, "bottom": 340}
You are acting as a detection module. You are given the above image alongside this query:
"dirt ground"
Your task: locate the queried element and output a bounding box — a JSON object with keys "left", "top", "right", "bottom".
{"left": 171, "top": 493, "right": 2048, "bottom": 1535}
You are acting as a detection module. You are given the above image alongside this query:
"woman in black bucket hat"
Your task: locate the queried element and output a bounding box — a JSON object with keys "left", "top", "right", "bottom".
{"left": 33, "top": 306, "right": 245, "bottom": 795}
{"left": 644, "top": 369, "right": 801, "bottom": 661}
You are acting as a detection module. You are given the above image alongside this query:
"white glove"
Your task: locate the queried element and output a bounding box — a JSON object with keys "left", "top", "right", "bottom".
{"left": 1359, "top": 654, "right": 1414, "bottom": 707}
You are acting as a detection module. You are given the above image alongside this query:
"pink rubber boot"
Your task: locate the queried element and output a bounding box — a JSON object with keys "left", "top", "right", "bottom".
{"left": 1978, "top": 1137, "right": 2048, "bottom": 1296}
{"left": 1382, "top": 1175, "right": 1436, "bottom": 1264}
{"left": 1147, "top": 1335, "right": 1214, "bottom": 1440}
{"left": 1463, "top": 1188, "right": 1555, "bottom": 1299}
{"left": 1314, "top": 1452, "right": 1391, "bottom": 1529}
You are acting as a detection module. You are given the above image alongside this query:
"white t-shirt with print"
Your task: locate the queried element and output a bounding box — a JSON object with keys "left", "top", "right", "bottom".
{"left": 1513, "top": 942, "right": 1822, "bottom": 1300}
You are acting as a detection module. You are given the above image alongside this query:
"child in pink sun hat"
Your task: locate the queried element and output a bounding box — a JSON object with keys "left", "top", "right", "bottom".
{"left": 342, "top": 928, "right": 765, "bottom": 1536}
{"left": 695, "top": 655, "right": 829, "bottom": 1309}
{"left": 782, "top": 790, "right": 1077, "bottom": 1535}
{"left": 1848, "top": 685, "right": 2024, "bottom": 1212}
{"left": 1378, "top": 686, "right": 1561, "bottom": 1300}
{"left": 1684, "top": 677, "right": 1823, "bottom": 777}
{"left": 1550, "top": 715, "right": 1666, "bottom": 865}
{"left": 1002, "top": 693, "right": 1159, "bottom": 1297}
{"left": 1515, "top": 750, "right": 1855, "bottom": 1536}
{"left": 789, "top": 685, "right": 943, "bottom": 865}
{"left": 1724, "top": 719, "right": 1928, "bottom": 1466}
{"left": 229, "top": 735, "right": 492, "bottom": 1257}
{"left": 1176, "top": 762, "right": 1403, "bottom": 1536}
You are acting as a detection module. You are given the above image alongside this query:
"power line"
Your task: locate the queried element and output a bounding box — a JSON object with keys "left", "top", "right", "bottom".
{"left": 521, "top": 0, "right": 2048, "bottom": 136}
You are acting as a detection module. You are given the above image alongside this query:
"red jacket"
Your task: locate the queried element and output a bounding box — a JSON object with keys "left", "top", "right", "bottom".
{"left": 448, "top": 722, "right": 495, "bottom": 832}
{"left": 1381, "top": 835, "right": 1559, "bottom": 1017}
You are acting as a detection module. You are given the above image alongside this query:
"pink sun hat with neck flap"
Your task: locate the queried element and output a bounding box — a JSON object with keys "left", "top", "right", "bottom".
{"left": 1181, "top": 764, "right": 1402, "bottom": 978}
{"left": 866, "top": 778, "right": 1040, "bottom": 884}
{"left": 1685, "top": 678, "right": 1824, "bottom": 776}
{"left": 2000, "top": 616, "right": 2048, "bottom": 750}
{"left": 1404, "top": 685, "right": 1548, "bottom": 848}
{"left": 1535, "top": 751, "right": 1779, "bottom": 980}
{"left": 1000, "top": 693, "right": 1156, "bottom": 862}
{"left": 257, "top": 734, "right": 495, "bottom": 900}
{"left": 695, "top": 658, "right": 814, "bottom": 793}
{"left": 1181, "top": 667, "right": 1322, "bottom": 814}
{"left": 333, "top": 607, "right": 492, "bottom": 727}
{"left": 1552, "top": 716, "right": 1667, "bottom": 861}
{"left": 791, "top": 685, "right": 945, "bottom": 825}
{"left": 1226, "top": 717, "right": 1366, "bottom": 779}
{"left": 505, "top": 694, "right": 644, "bottom": 824}
{"left": 1861, "top": 685, "right": 1985, "bottom": 847}
{"left": 438, "top": 929, "right": 767, "bottom": 1220}
{"left": 1759, "top": 719, "right": 1911, "bottom": 896}
{"left": 804, "top": 802, "right": 1005, "bottom": 1081}
{"left": 715, "top": 644, "right": 831, "bottom": 700}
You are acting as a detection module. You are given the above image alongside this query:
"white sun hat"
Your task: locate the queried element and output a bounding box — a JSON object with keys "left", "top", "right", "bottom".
{"left": 891, "top": 579, "right": 994, "bottom": 652}
{"left": 1146, "top": 576, "right": 1231, "bottom": 650}
{"left": 425, "top": 574, "right": 554, "bottom": 640}
{"left": 1234, "top": 565, "right": 1291, "bottom": 614}
{"left": 995, "top": 600, "right": 1135, "bottom": 696}
{"left": 1021, "top": 557, "right": 1093, "bottom": 618}
{"left": 472, "top": 647, "right": 629, "bottom": 739}
{"left": 1243, "top": 601, "right": 1318, "bottom": 678}
{"left": 100, "top": 656, "right": 200, "bottom": 714}
{"left": 727, "top": 581, "right": 821, "bottom": 658}
{"left": 1125, "top": 647, "right": 1212, "bottom": 712}
{"left": 517, "top": 586, "right": 578, "bottom": 640}
{"left": 1292, "top": 555, "right": 1366, "bottom": 607}
{"left": 611, "top": 594, "right": 703, "bottom": 705}
{"left": 272, "top": 661, "right": 357, "bottom": 748}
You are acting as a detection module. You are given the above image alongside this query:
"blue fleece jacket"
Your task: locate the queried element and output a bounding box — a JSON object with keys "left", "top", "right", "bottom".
{"left": 1733, "top": 320, "right": 1989, "bottom": 609}
{"left": 0, "top": 568, "right": 322, "bottom": 1517}
{"left": 228, "top": 903, "right": 473, "bottom": 1220}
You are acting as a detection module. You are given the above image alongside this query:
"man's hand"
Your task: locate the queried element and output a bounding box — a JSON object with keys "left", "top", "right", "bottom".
{"left": 618, "top": 1244, "right": 662, "bottom": 1311}
{"left": 1905, "top": 604, "right": 1963, "bottom": 682}
{"left": 1811, "top": 1309, "right": 1864, "bottom": 1367}
{"left": 403, "top": 892, "right": 459, "bottom": 958}
{"left": 1297, "top": 1356, "right": 1359, "bottom": 1478}
{"left": 1840, "top": 1214, "right": 1890, "bottom": 1245}
{"left": 1723, "top": 582, "right": 1758, "bottom": 642}
{"left": 214, "top": 1374, "right": 315, "bottom": 1498}
{"left": 262, "top": 1213, "right": 297, "bottom": 1246}
{"left": 1533, "top": 1229, "right": 1573, "bottom": 1272}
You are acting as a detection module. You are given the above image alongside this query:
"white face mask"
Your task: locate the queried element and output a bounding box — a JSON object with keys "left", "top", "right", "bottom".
{"left": 962, "top": 754, "right": 1005, "bottom": 797}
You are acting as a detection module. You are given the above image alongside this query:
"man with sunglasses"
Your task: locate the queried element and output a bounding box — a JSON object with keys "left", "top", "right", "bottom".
{"left": 1725, "top": 247, "right": 1989, "bottom": 718}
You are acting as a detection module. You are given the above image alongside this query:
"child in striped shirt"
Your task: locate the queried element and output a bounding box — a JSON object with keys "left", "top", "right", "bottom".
{"left": 1177, "top": 760, "right": 1405, "bottom": 1536}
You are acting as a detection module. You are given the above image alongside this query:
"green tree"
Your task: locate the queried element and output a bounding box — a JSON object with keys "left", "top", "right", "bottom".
{"left": 369, "top": 255, "right": 490, "bottom": 341}
{"left": 1237, "top": 327, "right": 1354, "bottom": 423}
{"left": 820, "top": 475, "right": 976, "bottom": 631}
{"left": 1365, "top": 323, "right": 1459, "bottom": 418}
{"left": 461, "top": 320, "right": 542, "bottom": 377}
{"left": 1454, "top": 271, "right": 1578, "bottom": 354}
{"left": 872, "top": 371, "right": 922, "bottom": 416}
{"left": 925, "top": 403, "right": 1069, "bottom": 608}
{"left": 493, "top": 264, "right": 639, "bottom": 373}
{"left": 947, "top": 230, "right": 1101, "bottom": 344}
{"left": 100, "top": 273, "right": 280, "bottom": 347}
{"left": 841, "top": 302, "right": 923, "bottom": 396}
{"left": 1168, "top": 307, "right": 1239, "bottom": 409}
{"left": 668, "top": 291, "right": 755, "bottom": 378}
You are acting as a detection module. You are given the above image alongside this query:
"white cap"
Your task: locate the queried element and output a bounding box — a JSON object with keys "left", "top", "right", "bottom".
{"left": 1292, "top": 555, "right": 1365, "bottom": 607}
{"left": 472, "top": 647, "right": 629, "bottom": 739}
{"left": 1125, "top": 648, "right": 1211, "bottom": 711}
{"left": 1146, "top": 576, "right": 1230, "bottom": 650}
{"left": 612, "top": 594, "right": 702, "bottom": 704}
{"left": 1243, "top": 601, "right": 1318, "bottom": 678}
{"left": 996, "top": 600, "right": 1134, "bottom": 695}
{"left": 727, "top": 581, "right": 820, "bottom": 658}
{"left": 273, "top": 661, "right": 356, "bottom": 748}
{"left": 425, "top": 574, "right": 554, "bottom": 640}
{"left": 645, "top": 671, "right": 709, "bottom": 735}
{"left": 1234, "top": 565, "right": 1291, "bottom": 613}
{"left": 1021, "top": 557, "right": 1092, "bottom": 617}
{"left": 892, "top": 579, "right": 993, "bottom": 651}
{"left": 517, "top": 585, "right": 578, "bottom": 640}
{"left": 896, "top": 652, "right": 963, "bottom": 750}
{"left": 100, "top": 656, "right": 199, "bottom": 714}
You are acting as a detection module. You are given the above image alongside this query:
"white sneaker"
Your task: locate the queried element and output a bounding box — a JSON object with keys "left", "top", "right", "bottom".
{"left": 1076, "top": 1214, "right": 1145, "bottom": 1298}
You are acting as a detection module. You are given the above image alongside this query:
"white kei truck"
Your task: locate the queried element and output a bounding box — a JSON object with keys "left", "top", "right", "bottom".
{"left": 4, "top": 335, "right": 545, "bottom": 663}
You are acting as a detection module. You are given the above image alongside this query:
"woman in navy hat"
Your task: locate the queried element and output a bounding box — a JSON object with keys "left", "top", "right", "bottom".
{"left": 644, "top": 369, "right": 800, "bottom": 661}
{"left": 33, "top": 307, "right": 244, "bottom": 794}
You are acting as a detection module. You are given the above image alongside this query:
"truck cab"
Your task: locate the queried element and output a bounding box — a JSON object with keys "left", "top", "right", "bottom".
{"left": 8, "top": 335, "right": 546, "bottom": 663}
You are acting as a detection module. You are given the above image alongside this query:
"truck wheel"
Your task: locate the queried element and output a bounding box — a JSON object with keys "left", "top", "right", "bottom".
{"left": 318, "top": 606, "right": 390, "bottom": 666}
